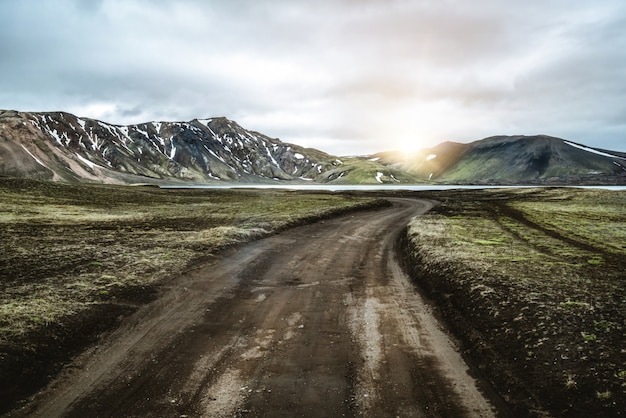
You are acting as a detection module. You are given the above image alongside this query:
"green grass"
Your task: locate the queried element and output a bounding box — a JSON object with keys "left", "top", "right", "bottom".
{"left": 405, "top": 187, "right": 625, "bottom": 416}
{"left": 320, "top": 157, "right": 422, "bottom": 184}
{"left": 438, "top": 155, "right": 508, "bottom": 181}
{"left": 0, "top": 178, "right": 381, "bottom": 345}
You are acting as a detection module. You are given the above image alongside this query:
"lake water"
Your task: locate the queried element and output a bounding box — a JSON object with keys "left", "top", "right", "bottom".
{"left": 160, "top": 184, "right": 626, "bottom": 191}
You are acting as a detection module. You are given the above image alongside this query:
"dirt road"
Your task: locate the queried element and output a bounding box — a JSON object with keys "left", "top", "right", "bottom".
{"left": 16, "top": 198, "right": 499, "bottom": 417}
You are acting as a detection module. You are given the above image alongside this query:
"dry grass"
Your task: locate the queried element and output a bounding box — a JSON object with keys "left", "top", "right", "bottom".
{"left": 405, "top": 187, "right": 625, "bottom": 416}
{"left": 0, "top": 179, "right": 381, "bottom": 347}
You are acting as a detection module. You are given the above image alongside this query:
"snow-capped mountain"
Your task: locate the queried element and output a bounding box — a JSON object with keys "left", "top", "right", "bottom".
{"left": 0, "top": 110, "right": 357, "bottom": 184}
{"left": 2, "top": 109, "right": 624, "bottom": 185}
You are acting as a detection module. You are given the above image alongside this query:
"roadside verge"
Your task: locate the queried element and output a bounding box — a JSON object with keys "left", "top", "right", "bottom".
{"left": 398, "top": 188, "right": 625, "bottom": 417}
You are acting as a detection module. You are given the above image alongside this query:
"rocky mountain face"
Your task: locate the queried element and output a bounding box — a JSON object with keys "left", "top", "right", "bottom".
{"left": 2, "top": 110, "right": 624, "bottom": 185}
{"left": 374, "top": 135, "right": 626, "bottom": 184}
{"left": 0, "top": 110, "right": 361, "bottom": 184}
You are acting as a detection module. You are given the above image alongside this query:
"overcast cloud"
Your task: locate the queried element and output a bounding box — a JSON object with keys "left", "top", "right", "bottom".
{"left": 1, "top": 0, "right": 625, "bottom": 154}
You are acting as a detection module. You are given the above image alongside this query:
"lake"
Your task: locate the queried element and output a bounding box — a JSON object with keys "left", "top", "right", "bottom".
{"left": 160, "top": 184, "right": 626, "bottom": 191}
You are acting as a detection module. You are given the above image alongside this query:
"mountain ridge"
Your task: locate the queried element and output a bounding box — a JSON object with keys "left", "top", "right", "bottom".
{"left": 1, "top": 109, "right": 625, "bottom": 185}
{"left": 2, "top": 109, "right": 412, "bottom": 185}
{"left": 373, "top": 134, "right": 626, "bottom": 185}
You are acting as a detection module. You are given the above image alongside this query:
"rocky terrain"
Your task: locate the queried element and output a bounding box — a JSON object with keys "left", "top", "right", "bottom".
{"left": 2, "top": 109, "right": 625, "bottom": 186}
{"left": 0, "top": 110, "right": 417, "bottom": 185}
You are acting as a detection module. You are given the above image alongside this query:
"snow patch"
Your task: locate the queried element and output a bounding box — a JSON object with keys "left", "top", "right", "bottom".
{"left": 48, "top": 129, "right": 67, "bottom": 146}
{"left": 564, "top": 141, "right": 626, "bottom": 160}
{"left": 294, "top": 153, "right": 305, "bottom": 160}
{"left": 376, "top": 172, "right": 384, "bottom": 183}
{"left": 118, "top": 126, "right": 129, "bottom": 139}
{"left": 75, "top": 153, "right": 102, "bottom": 169}
{"left": 368, "top": 157, "right": 380, "bottom": 162}
{"left": 426, "top": 154, "right": 437, "bottom": 161}
{"left": 20, "top": 145, "right": 47, "bottom": 167}
{"left": 208, "top": 149, "right": 229, "bottom": 166}
{"left": 89, "top": 134, "right": 100, "bottom": 151}
{"left": 265, "top": 144, "right": 280, "bottom": 167}
{"left": 98, "top": 121, "right": 117, "bottom": 138}
{"left": 76, "top": 118, "right": 86, "bottom": 131}
{"left": 208, "top": 172, "right": 221, "bottom": 180}
{"left": 135, "top": 127, "right": 150, "bottom": 138}
{"left": 197, "top": 119, "right": 212, "bottom": 128}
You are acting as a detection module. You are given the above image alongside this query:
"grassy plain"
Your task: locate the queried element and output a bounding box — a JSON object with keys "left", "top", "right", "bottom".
{"left": 404, "top": 188, "right": 625, "bottom": 416}
{"left": 0, "top": 178, "right": 383, "bottom": 412}
{"left": 322, "top": 157, "right": 419, "bottom": 184}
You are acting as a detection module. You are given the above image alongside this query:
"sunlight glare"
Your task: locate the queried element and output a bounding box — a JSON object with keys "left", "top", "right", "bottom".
{"left": 394, "top": 135, "right": 427, "bottom": 155}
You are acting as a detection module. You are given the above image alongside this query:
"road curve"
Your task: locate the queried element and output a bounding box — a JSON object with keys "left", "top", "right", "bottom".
{"left": 18, "top": 198, "right": 498, "bottom": 417}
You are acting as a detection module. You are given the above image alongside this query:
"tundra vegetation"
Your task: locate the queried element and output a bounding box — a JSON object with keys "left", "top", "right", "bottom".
{"left": 404, "top": 187, "right": 625, "bottom": 416}
{"left": 0, "top": 178, "right": 384, "bottom": 412}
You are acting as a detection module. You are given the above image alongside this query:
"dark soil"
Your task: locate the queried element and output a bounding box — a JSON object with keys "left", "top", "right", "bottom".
{"left": 0, "top": 179, "right": 390, "bottom": 415}
{"left": 0, "top": 291, "right": 156, "bottom": 415}
{"left": 2, "top": 184, "right": 623, "bottom": 417}
{"left": 7, "top": 198, "right": 497, "bottom": 418}
{"left": 398, "top": 189, "right": 625, "bottom": 417}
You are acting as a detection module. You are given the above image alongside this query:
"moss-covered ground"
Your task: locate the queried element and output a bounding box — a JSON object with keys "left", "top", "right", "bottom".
{"left": 404, "top": 187, "right": 625, "bottom": 417}
{"left": 0, "top": 178, "right": 384, "bottom": 413}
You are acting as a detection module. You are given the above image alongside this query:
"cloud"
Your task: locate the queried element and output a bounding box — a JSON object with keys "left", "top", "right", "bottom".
{"left": 1, "top": 0, "right": 625, "bottom": 154}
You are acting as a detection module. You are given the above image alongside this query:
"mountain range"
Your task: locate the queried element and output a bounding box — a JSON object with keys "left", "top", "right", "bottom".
{"left": 1, "top": 109, "right": 625, "bottom": 185}
{"left": 374, "top": 135, "right": 626, "bottom": 185}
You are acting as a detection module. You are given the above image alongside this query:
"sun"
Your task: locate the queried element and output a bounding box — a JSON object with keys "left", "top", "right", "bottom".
{"left": 371, "top": 114, "right": 434, "bottom": 155}
{"left": 393, "top": 135, "right": 428, "bottom": 155}
{"left": 384, "top": 120, "right": 434, "bottom": 155}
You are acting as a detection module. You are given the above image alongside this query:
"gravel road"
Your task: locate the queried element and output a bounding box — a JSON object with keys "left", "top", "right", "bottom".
{"left": 18, "top": 198, "right": 499, "bottom": 417}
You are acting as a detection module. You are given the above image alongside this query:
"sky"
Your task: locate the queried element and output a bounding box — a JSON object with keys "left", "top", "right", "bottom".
{"left": 1, "top": 0, "right": 625, "bottom": 155}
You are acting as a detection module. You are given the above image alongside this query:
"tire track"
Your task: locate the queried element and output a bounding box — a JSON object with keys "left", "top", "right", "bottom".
{"left": 16, "top": 198, "right": 501, "bottom": 418}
